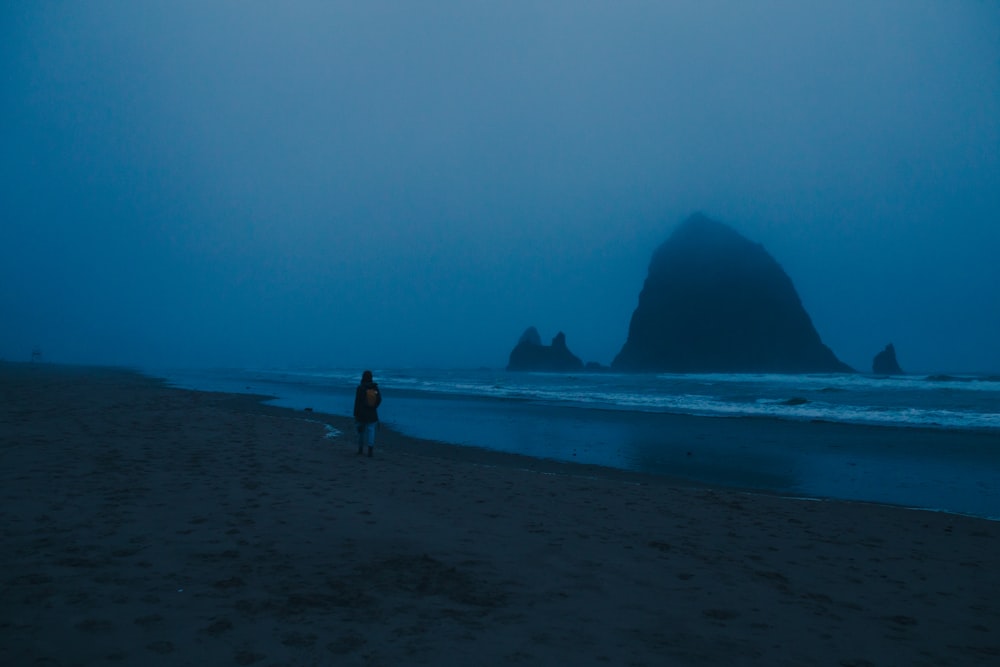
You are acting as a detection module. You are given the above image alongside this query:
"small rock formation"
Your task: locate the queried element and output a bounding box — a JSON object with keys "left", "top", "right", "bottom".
{"left": 872, "top": 343, "right": 904, "bottom": 375}
{"left": 613, "top": 214, "right": 852, "bottom": 373}
{"left": 507, "top": 327, "right": 584, "bottom": 372}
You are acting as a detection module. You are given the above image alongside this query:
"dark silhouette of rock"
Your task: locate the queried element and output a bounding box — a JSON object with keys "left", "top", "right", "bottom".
{"left": 507, "top": 327, "right": 584, "bottom": 371}
{"left": 613, "top": 214, "right": 852, "bottom": 373}
{"left": 872, "top": 343, "right": 904, "bottom": 375}
{"left": 517, "top": 326, "right": 542, "bottom": 347}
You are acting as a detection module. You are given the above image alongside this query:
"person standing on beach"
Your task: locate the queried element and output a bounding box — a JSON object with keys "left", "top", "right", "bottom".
{"left": 353, "top": 370, "right": 382, "bottom": 457}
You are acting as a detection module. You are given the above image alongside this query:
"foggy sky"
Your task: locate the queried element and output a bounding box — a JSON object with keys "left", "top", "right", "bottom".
{"left": 3, "top": 1, "right": 999, "bottom": 373}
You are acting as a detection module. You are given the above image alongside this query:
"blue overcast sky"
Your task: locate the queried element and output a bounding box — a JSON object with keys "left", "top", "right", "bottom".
{"left": 2, "top": 1, "right": 998, "bottom": 372}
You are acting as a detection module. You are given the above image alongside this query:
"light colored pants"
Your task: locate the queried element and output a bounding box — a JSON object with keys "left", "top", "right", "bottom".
{"left": 358, "top": 422, "right": 376, "bottom": 447}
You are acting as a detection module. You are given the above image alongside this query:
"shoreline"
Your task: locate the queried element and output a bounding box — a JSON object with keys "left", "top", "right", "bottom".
{"left": 154, "top": 365, "right": 1000, "bottom": 519}
{"left": 219, "top": 370, "right": 1000, "bottom": 520}
{"left": 3, "top": 362, "right": 999, "bottom": 665}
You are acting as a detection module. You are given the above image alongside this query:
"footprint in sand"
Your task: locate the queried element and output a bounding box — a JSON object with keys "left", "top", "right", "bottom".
{"left": 235, "top": 649, "right": 266, "bottom": 665}
{"left": 201, "top": 618, "right": 234, "bottom": 636}
{"left": 703, "top": 608, "right": 740, "bottom": 621}
{"left": 146, "top": 640, "right": 173, "bottom": 655}
{"left": 133, "top": 614, "right": 162, "bottom": 628}
{"left": 327, "top": 633, "right": 367, "bottom": 655}
{"left": 281, "top": 632, "right": 317, "bottom": 648}
{"left": 75, "top": 618, "right": 114, "bottom": 633}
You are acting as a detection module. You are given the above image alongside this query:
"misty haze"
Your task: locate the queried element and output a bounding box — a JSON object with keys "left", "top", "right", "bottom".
{"left": 2, "top": 2, "right": 998, "bottom": 373}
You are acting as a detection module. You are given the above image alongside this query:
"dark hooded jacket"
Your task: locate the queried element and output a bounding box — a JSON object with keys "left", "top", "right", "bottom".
{"left": 353, "top": 381, "right": 381, "bottom": 424}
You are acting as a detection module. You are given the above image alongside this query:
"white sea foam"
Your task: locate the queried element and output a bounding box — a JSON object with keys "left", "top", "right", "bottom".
{"left": 238, "top": 367, "right": 1000, "bottom": 433}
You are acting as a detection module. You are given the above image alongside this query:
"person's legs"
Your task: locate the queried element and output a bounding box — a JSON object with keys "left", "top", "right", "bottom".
{"left": 363, "top": 422, "right": 376, "bottom": 457}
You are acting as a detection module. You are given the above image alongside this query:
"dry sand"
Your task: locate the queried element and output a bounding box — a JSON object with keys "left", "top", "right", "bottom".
{"left": 1, "top": 363, "right": 998, "bottom": 666}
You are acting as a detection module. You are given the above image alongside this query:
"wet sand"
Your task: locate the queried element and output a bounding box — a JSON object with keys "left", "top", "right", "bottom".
{"left": 2, "top": 362, "right": 998, "bottom": 665}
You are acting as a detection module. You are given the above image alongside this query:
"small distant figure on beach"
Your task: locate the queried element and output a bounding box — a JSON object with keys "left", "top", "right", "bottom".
{"left": 353, "top": 370, "right": 382, "bottom": 457}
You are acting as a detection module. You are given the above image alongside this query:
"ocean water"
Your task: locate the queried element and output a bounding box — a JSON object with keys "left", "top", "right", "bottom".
{"left": 156, "top": 367, "right": 1000, "bottom": 520}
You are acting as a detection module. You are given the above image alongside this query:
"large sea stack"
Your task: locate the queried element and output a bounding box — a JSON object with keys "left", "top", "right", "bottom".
{"left": 507, "top": 327, "right": 584, "bottom": 372}
{"left": 612, "top": 214, "right": 852, "bottom": 373}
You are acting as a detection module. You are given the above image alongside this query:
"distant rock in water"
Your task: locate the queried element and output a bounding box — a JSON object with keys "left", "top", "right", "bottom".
{"left": 507, "top": 327, "right": 584, "bottom": 372}
{"left": 926, "top": 374, "right": 967, "bottom": 382}
{"left": 612, "top": 214, "right": 852, "bottom": 373}
{"left": 872, "top": 343, "right": 904, "bottom": 375}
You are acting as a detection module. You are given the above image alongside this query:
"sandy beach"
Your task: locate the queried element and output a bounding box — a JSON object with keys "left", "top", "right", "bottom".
{"left": 2, "top": 363, "right": 998, "bottom": 666}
